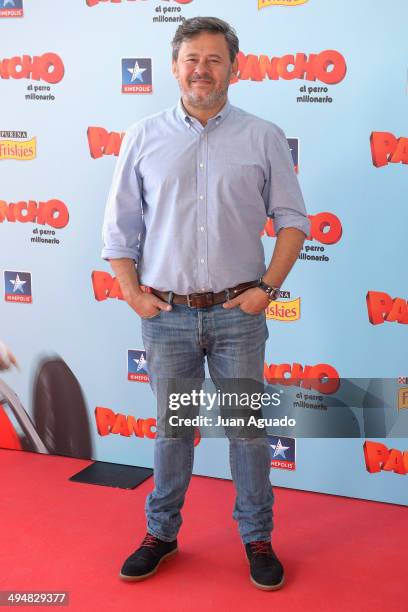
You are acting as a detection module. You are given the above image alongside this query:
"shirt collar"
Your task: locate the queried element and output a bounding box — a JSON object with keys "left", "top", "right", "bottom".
{"left": 177, "top": 98, "right": 231, "bottom": 129}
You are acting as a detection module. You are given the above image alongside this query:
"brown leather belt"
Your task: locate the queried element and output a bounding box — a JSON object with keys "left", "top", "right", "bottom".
{"left": 150, "top": 280, "right": 260, "bottom": 308}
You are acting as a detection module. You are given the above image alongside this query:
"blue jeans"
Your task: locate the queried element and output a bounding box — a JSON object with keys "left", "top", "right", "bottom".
{"left": 141, "top": 303, "right": 273, "bottom": 544}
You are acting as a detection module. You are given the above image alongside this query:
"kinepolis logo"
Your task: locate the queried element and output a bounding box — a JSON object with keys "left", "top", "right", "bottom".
{"left": 363, "top": 441, "right": 408, "bottom": 476}
{"left": 4, "top": 270, "right": 32, "bottom": 303}
{"left": 0, "top": 130, "right": 36, "bottom": 161}
{"left": 262, "top": 212, "right": 343, "bottom": 264}
{"left": 268, "top": 436, "right": 296, "bottom": 471}
{"left": 122, "top": 58, "right": 153, "bottom": 94}
{"left": 366, "top": 291, "right": 408, "bottom": 325}
{"left": 128, "top": 349, "right": 149, "bottom": 382}
{"left": 0, "top": 53, "right": 64, "bottom": 101}
{"left": 264, "top": 362, "right": 340, "bottom": 395}
{"left": 87, "top": 127, "right": 124, "bottom": 158}
{"left": 0, "top": 0, "right": 23, "bottom": 18}
{"left": 231, "top": 49, "right": 346, "bottom": 104}
{"left": 0, "top": 199, "right": 69, "bottom": 246}
{"left": 370, "top": 132, "right": 408, "bottom": 167}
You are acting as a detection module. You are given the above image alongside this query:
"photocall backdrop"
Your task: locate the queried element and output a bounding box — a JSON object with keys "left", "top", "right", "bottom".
{"left": 1, "top": 0, "right": 407, "bottom": 505}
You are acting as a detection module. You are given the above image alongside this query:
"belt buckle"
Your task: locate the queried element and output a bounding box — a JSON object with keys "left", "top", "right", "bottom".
{"left": 187, "top": 291, "right": 214, "bottom": 308}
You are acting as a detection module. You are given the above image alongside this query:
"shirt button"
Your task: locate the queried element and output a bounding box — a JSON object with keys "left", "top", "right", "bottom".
{"left": 200, "top": 258, "right": 204, "bottom": 264}
{"left": 200, "top": 226, "right": 205, "bottom": 231}
{"left": 199, "top": 195, "right": 204, "bottom": 200}
{"left": 199, "top": 162, "right": 204, "bottom": 168}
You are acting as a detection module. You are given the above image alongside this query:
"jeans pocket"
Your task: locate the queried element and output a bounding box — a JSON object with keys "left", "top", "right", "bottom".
{"left": 141, "top": 311, "right": 161, "bottom": 320}
{"left": 238, "top": 306, "right": 265, "bottom": 317}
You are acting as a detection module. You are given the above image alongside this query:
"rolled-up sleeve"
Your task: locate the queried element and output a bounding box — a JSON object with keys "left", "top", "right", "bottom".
{"left": 101, "top": 127, "right": 144, "bottom": 262}
{"left": 263, "top": 125, "right": 310, "bottom": 237}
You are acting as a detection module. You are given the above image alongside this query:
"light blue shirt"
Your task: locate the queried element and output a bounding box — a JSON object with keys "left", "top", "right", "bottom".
{"left": 101, "top": 100, "right": 310, "bottom": 294}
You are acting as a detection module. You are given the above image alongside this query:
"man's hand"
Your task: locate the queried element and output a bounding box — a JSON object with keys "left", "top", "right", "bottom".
{"left": 108, "top": 258, "right": 172, "bottom": 319}
{"left": 126, "top": 291, "right": 172, "bottom": 319}
{"left": 222, "top": 287, "right": 270, "bottom": 315}
{"left": 0, "top": 340, "right": 18, "bottom": 371}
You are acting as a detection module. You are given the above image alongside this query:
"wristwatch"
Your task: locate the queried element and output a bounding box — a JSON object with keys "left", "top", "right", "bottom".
{"left": 258, "top": 278, "right": 280, "bottom": 301}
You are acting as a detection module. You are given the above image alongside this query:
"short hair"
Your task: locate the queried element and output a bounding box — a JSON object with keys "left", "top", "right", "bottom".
{"left": 171, "top": 16, "right": 239, "bottom": 63}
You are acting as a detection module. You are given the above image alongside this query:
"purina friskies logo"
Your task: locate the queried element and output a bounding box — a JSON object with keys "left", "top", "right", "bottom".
{"left": 0, "top": 130, "right": 36, "bottom": 161}
{"left": 259, "top": 0, "right": 308, "bottom": 7}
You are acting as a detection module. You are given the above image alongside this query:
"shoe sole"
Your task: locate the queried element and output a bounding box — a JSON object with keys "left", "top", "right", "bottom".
{"left": 119, "top": 547, "right": 178, "bottom": 582}
{"left": 250, "top": 574, "right": 285, "bottom": 591}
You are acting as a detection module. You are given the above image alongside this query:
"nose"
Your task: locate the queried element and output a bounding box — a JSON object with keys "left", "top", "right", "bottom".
{"left": 193, "top": 58, "right": 213, "bottom": 78}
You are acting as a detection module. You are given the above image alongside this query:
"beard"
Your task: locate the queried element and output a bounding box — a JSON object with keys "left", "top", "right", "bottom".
{"left": 178, "top": 69, "right": 232, "bottom": 110}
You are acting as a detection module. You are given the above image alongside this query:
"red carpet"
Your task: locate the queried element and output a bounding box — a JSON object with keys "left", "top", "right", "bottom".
{"left": 0, "top": 448, "right": 406, "bottom": 611}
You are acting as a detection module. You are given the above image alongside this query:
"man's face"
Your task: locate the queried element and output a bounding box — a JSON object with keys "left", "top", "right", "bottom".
{"left": 172, "top": 32, "right": 238, "bottom": 110}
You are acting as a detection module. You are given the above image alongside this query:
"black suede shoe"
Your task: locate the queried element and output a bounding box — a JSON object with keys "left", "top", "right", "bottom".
{"left": 245, "top": 541, "right": 285, "bottom": 591}
{"left": 119, "top": 534, "right": 178, "bottom": 581}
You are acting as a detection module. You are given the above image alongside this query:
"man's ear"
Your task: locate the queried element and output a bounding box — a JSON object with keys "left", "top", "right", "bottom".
{"left": 231, "top": 56, "right": 239, "bottom": 81}
{"left": 172, "top": 60, "right": 179, "bottom": 79}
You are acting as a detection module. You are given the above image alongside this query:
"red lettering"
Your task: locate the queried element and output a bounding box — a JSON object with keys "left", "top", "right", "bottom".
{"left": 44, "top": 199, "right": 69, "bottom": 228}
{"left": 383, "top": 449, "right": 406, "bottom": 475}
{"left": 0, "top": 53, "right": 64, "bottom": 84}
{"left": 87, "top": 127, "right": 124, "bottom": 158}
{"left": 233, "top": 50, "right": 346, "bottom": 85}
{"left": 364, "top": 441, "right": 408, "bottom": 475}
{"left": 264, "top": 362, "right": 340, "bottom": 394}
{"left": 0, "top": 199, "right": 69, "bottom": 228}
{"left": 142, "top": 418, "right": 157, "bottom": 439}
{"left": 370, "top": 132, "right": 408, "bottom": 167}
{"left": 95, "top": 406, "right": 116, "bottom": 436}
{"left": 92, "top": 271, "right": 123, "bottom": 301}
{"left": 0, "top": 200, "right": 14, "bottom": 222}
{"left": 258, "top": 55, "right": 279, "bottom": 80}
{"left": 366, "top": 291, "right": 408, "bottom": 325}
{"left": 111, "top": 413, "right": 131, "bottom": 436}
{"left": 0, "top": 59, "right": 10, "bottom": 79}
{"left": 386, "top": 298, "right": 408, "bottom": 324}
{"left": 8, "top": 55, "right": 31, "bottom": 79}
{"left": 262, "top": 212, "right": 342, "bottom": 245}
{"left": 363, "top": 441, "right": 390, "bottom": 473}
{"left": 309, "top": 212, "right": 343, "bottom": 245}
{"left": 14, "top": 201, "right": 37, "bottom": 223}
{"left": 127, "top": 416, "right": 144, "bottom": 437}
{"left": 96, "top": 409, "right": 158, "bottom": 439}
{"left": 370, "top": 132, "right": 398, "bottom": 167}
{"left": 391, "top": 137, "right": 408, "bottom": 164}
{"left": 311, "top": 50, "right": 347, "bottom": 85}
{"left": 87, "top": 0, "right": 192, "bottom": 5}
{"left": 92, "top": 271, "right": 153, "bottom": 301}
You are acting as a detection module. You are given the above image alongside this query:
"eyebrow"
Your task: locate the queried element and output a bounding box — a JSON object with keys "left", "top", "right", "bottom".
{"left": 184, "top": 53, "right": 223, "bottom": 59}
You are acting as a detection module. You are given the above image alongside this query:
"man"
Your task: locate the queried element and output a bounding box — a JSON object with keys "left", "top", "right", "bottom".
{"left": 102, "top": 16, "right": 309, "bottom": 590}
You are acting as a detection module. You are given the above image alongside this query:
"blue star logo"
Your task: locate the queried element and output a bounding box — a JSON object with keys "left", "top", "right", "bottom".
{"left": 134, "top": 353, "right": 147, "bottom": 372}
{"left": 9, "top": 274, "right": 26, "bottom": 293}
{"left": 270, "top": 438, "right": 290, "bottom": 459}
{"left": 128, "top": 61, "right": 147, "bottom": 83}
